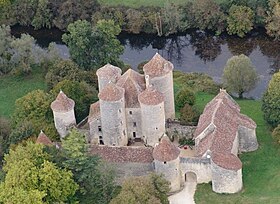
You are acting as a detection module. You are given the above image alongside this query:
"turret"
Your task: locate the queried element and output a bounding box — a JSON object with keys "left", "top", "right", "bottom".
{"left": 138, "top": 87, "right": 165, "bottom": 146}
{"left": 51, "top": 91, "right": 76, "bottom": 138}
{"left": 98, "top": 83, "right": 127, "bottom": 146}
{"left": 143, "top": 53, "right": 175, "bottom": 119}
{"left": 96, "top": 64, "right": 122, "bottom": 92}
{"left": 153, "top": 135, "right": 181, "bottom": 192}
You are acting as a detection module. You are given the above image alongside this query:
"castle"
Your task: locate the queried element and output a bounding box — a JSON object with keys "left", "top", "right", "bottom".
{"left": 43, "top": 53, "right": 259, "bottom": 194}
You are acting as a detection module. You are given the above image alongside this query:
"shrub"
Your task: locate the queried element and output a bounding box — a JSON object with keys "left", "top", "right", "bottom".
{"left": 272, "top": 124, "right": 280, "bottom": 144}
{"left": 178, "top": 137, "right": 195, "bottom": 146}
{"left": 179, "top": 104, "right": 200, "bottom": 125}
{"left": 175, "top": 88, "right": 195, "bottom": 111}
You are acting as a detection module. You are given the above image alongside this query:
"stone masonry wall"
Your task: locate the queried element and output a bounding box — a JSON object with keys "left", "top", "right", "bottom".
{"left": 166, "top": 121, "right": 196, "bottom": 140}
{"left": 238, "top": 126, "right": 258, "bottom": 152}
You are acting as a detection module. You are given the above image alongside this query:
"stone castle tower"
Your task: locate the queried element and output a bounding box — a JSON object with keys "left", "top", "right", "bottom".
{"left": 51, "top": 91, "right": 76, "bottom": 138}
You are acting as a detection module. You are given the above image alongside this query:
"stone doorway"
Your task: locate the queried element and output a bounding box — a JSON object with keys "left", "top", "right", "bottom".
{"left": 185, "top": 171, "right": 197, "bottom": 183}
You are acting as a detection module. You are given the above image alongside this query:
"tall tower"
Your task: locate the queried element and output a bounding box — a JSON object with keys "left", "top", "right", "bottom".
{"left": 96, "top": 64, "right": 122, "bottom": 92}
{"left": 98, "top": 83, "right": 128, "bottom": 146}
{"left": 143, "top": 53, "right": 175, "bottom": 119}
{"left": 138, "top": 87, "right": 165, "bottom": 146}
{"left": 51, "top": 91, "right": 76, "bottom": 138}
{"left": 153, "top": 135, "right": 181, "bottom": 192}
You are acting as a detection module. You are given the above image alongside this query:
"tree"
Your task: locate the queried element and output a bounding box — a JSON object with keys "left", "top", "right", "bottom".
{"left": 180, "top": 104, "right": 200, "bottom": 125}
{"left": 32, "top": 0, "right": 53, "bottom": 29}
{"left": 0, "top": 24, "right": 13, "bottom": 74}
{"left": 62, "top": 19, "right": 124, "bottom": 70}
{"left": 62, "top": 129, "right": 117, "bottom": 204}
{"left": 272, "top": 124, "right": 280, "bottom": 144}
{"left": 262, "top": 71, "right": 280, "bottom": 127}
{"left": 0, "top": 141, "right": 78, "bottom": 203}
{"left": 110, "top": 174, "right": 170, "bottom": 204}
{"left": 175, "top": 87, "right": 195, "bottom": 111}
{"left": 227, "top": 5, "right": 255, "bottom": 37}
{"left": 266, "top": 0, "right": 280, "bottom": 39}
{"left": 0, "top": 117, "right": 10, "bottom": 156}
{"left": 222, "top": 54, "right": 259, "bottom": 98}
{"left": 50, "top": 80, "right": 98, "bottom": 122}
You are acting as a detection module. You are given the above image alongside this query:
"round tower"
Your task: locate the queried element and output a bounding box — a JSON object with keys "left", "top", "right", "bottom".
{"left": 138, "top": 87, "right": 165, "bottom": 146}
{"left": 211, "top": 152, "right": 243, "bottom": 193}
{"left": 143, "top": 53, "right": 175, "bottom": 119}
{"left": 51, "top": 91, "right": 76, "bottom": 138}
{"left": 96, "top": 64, "right": 122, "bottom": 92}
{"left": 153, "top": 135, "right": 181, "bottom": 192}
{"left": 99, "top": 83, "right": 127, "bottom": 146}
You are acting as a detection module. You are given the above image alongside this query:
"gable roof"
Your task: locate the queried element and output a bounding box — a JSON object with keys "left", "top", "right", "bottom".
{"left": 36, "top": 131, "right": 53, "bottom": 146}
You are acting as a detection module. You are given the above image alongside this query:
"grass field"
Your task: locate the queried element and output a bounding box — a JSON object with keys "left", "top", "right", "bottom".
{"left": 193, "top": 92, "right": 280, "bottom": 204}
{"left": 98, "top": 0, "right": 188, "bottom": 8}
{"left": 0, "top": 68, "right": 46, "bottom": 118}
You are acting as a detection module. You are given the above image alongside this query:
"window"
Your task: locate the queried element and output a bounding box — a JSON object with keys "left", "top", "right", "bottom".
{"left": 133, "top": 122, "right": 136, "bottom": 127}
{"left": 164, "top": 161, "right": 167, "bottom": 164}
{"left": 100, "top": 140, "right": 104, "bottom": 145}
{"left": 129, "top": 111, "right": 132, "bottom": 115}
{"left": 99, "top": 136, "right": 102, "bottom": 139}
{"left": 133, "top": 132, "right": 136, "bottom": 138}
{"left": 113, "top": 143, "right": 116, "bottom": 146}
{"left": 123, "top": 130, "right": 126, "bottom": 136}
{"left": 155, "top": 127, "right": 158, "bottom": 130}
{"left": 98, "top": 126, "right": 102, "bottom": 132}
{"left": 120, "top": 121, "right": 123, "bottom": 125}
{"left": 119, "top": 109, "right": 122, "bottom": 113}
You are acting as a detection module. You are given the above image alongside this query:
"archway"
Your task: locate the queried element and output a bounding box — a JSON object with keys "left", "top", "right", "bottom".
{"left": 185, "top": 171, "right": 197, "bottom": 183}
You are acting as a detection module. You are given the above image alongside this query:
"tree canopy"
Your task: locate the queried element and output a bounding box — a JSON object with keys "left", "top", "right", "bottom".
{"left": 222, "top": 54, "right": 259, "bottom": 98}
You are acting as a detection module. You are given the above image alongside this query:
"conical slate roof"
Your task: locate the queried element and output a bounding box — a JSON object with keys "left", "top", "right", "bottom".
{"left": 143, "top": 53, "right": 173, "bottom": 78}
{"left": 51, "top": 91, "right": 75, "bottom": 112}
{"left": 98, "top": 83, "right": 124, "bottom": 101}
{"left": 153, "top": 136, "right": 180, "bottom": 162}
{"left": 96, "top": 64, "right": 122, "bottom": 79}
{"left": 138, "top": 86, "right": 164, "bottom": 105}
{"left": 212, "top": 152, "right": 242, "bottom": 171}
{"left": 36, "top": 131, "right": 53, "bottom": 146}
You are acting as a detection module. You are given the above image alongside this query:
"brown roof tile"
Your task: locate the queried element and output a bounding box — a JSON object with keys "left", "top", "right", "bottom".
{"left": 116, "top": 69, "right": 145, "bottom": 108}
{"left": 98, "top": 83, "right": 124, "bottom": 101}
{"left": 89, "top": 145, "right": 154, "bottom": 163}
{"left": 212, "top": 152, "right": 242, "bottom": 170}
{"left": 36, "top": 131, "right": 53, "bottom": 146}
{"left": 96, "top": 64, "right": 122, "bottom": 79}
{"left": 51, "top": 91, "right": 75, "bottom": 112}
{"left": 138, "top": 86, "right": 164, "bottom": 105}
{"left": 143, "top": 53, "right": 173, "bottom": 78}
{"left": 153, "top": 136, "right": 180, "bottom": 162}
{"left": 88, "top": 101, "right": 100, "bottom": 122}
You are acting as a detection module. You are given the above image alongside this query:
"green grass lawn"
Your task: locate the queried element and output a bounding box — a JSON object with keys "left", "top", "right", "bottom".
{"left": 0, "top": 68, "right": 46, "bottom": 118}
{"left": 194, "top": 93, "right": 280, "bottom": 204}
{"left": 98, "top": 0, "right": 188, "bottom": 8}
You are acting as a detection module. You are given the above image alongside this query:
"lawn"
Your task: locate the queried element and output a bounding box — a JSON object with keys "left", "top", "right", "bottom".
{"left": 98, "top": 0, "right": 188, "bottom": 8}
{"left": 0, "top": 68, "right": 46, "bottom": 118}
{"left": 194, "top": 93, "right": 280, "bottom": 203}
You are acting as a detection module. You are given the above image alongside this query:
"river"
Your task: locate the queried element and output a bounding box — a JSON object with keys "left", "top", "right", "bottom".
{"left": 11, "top": 26, "right": 280, "bottom": 99}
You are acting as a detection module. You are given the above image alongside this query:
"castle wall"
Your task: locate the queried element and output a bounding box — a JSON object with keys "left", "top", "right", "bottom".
{"left": 125, "top": 108, "right": 142, "bottom": 140}
{"left": 149, "top": 71, "right": 175, "bottom": 120}
{"left": 231, "top": 133, "right": 239, "bottom": 156}
{"left": 238, "top": 126, "right": 258, "bottom": 152}
{"left": 140, "top": 102, "right": 165, "bottom": 146}
{"left": 166, "top": 121, "right": 196, "bottom": 140}
{"left": 211, "top": 161, "right": 242, "bottom": 194}
{"left": 99, "top": 98, "right": 128, "bottom": 146}
{"left": 154, "top": 158, "right": 181, "bottom": 192}
{"left": 88, "top": 117, "right": 102, "bottom": 144}
{"left": 53, "top": 110, "right": 76, "bottom": 138}
{"left": 180, "top": 157, "right": 212, "bottom": 184}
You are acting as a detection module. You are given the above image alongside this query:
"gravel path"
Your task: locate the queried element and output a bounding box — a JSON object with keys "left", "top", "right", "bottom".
{"left": 168, "top": 182, "right": 197, "bottom": 204}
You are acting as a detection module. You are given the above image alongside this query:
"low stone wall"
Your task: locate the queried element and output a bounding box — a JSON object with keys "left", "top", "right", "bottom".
{"left": 166, "top": 121, "right": 196, "bottom": 140}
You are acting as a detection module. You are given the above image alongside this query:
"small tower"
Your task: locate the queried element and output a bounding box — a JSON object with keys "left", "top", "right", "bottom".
{"left": 96, "top": 64, "right": 122, "bottom": 92}
{"left": 138, "top": 86, "right": 165, "bottom": 146}
{"left": 143, "top": 53, "right": 175, "bottom": 119}
{"left": 98, "top": 83, "right": 127, "bottom": 146}
{"left": 153, "top": 135, "right": 181, "bottom": 192}
{"left": 51, "top": 91, "right": 76, "bottom": 138}
{"left": 36, "top": 130, "right": 53, "bottom": 146}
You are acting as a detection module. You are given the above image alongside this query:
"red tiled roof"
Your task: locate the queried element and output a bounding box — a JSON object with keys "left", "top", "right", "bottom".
{"left": 143, "top": 53, "right": 173, "bottom": 78}
{"left": 116, "top": 69, "right": 145, "bottom": 108}
{"left": 153, "top": 136, "right": 180, "bottom": 162}
{"left": 51, "top": 91, "right": 75, "bottom": 112}
{"left": 238, "top": 114, "right": 256, "bottom": 129}
{"left": 212, "top": 152, "right": 242, "bottom": 170}
{"left": 36, "top": 131, "right": 53, "bottom": 146}
{"left": 96, "top": 64, "right": 122, "bottom": 79}
{"left": 98, "top": 83, "right": 124, "bottom": 101}
{"left": 89, "top": 145, "right": 154, "bottom": 163}
{"left": 138, "top": 86, "right": 164, "bottom": 105}
{"left": 88, "top": 101, "right": 100, "bottom": 122}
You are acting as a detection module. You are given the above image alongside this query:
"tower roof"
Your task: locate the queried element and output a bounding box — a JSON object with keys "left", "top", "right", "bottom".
{"left": 51, "top": 91, "right": 75, "bottom": 112}
{"left": 138, "top": 86, "right": 164, "bottom": 105}
{"left": 143, "top": 53, "right": 173, "bottom": 78}
{"left": 212, "top": 152, "right": 242, "bottom": 170}
{"left": 96, "top": 64, "right": 122, "bottom": 79}
{"left": 36, "top": 131, "right": 53, "bottom": 146}
{"left": 153, "top": 136, "right": 180, "bottom": 162}
{"left": 88, "top": 101, "right": 100, "bottom": 122}
{"left": 98, "top": 83, "right": 124, "bottom": 101}
{"left": 116, "top": 69, "right": 145, "bottom": 108}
